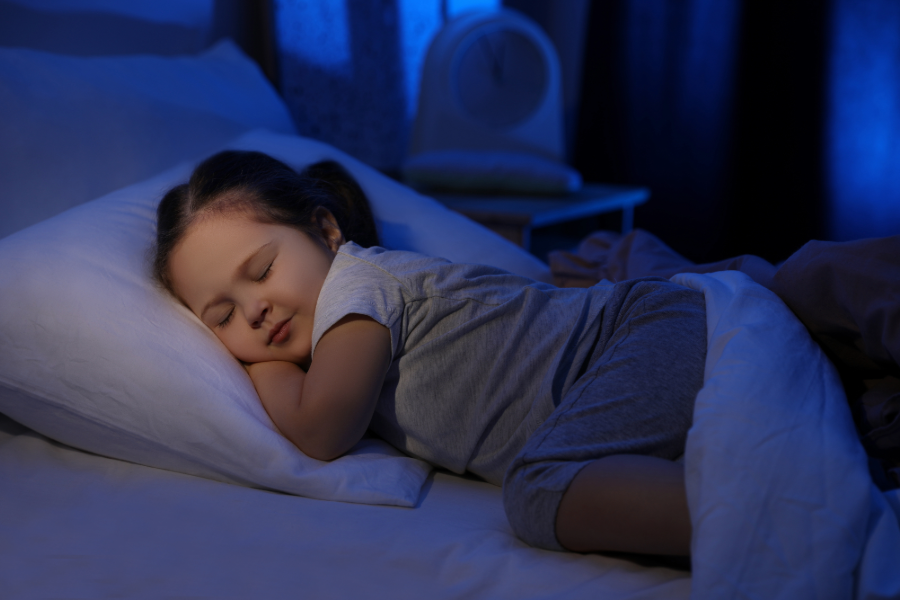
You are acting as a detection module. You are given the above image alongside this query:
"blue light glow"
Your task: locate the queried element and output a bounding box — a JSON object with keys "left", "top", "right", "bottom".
{"left": 275, "top": 0, "right": 351, "bottom": 74}
{"left": 398, "top": 0, "right": 442, "bottom": 119}
{"left": 827, "top": 0, "right": 900, "bottom": 240}
{"left": 273, "top": 0, "right": 503, "bottom": 169}
{"left": 445, "top": 0, "right": 501, "bottom": 19}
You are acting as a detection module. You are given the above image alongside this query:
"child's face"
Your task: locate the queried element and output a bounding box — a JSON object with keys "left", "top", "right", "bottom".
{"left": 169, "top": 211, "right": 340, "bottom": 369}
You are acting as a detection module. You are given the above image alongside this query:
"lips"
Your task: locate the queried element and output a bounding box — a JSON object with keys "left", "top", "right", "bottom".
{"left": 268, "top": 318, "right": 291, "bottom": 345}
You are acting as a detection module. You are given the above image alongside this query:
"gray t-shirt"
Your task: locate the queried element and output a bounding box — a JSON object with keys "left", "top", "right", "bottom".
{"left": 312, "top": 243, "right": 615, "bottom": 485}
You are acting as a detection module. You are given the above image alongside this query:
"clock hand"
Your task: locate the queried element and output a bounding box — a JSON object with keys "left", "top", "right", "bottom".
{"left": 478, "top": 37, "right": 504, "bottom": 82}
{"left": 495, "top": 40, "right": 505, "bottom": 83}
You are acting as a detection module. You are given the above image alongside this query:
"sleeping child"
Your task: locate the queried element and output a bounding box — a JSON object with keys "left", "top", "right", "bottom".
{"left": 153, "top": 150, "right": 707, "bottom": 557}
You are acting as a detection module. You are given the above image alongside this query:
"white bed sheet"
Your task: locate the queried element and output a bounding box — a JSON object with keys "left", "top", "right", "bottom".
{"left": 0, "top": 416, "right": 691, "bottom": 599}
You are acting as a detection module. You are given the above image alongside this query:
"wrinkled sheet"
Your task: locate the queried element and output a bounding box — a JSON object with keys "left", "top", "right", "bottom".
{"left": 676, "top": 271, "right": 900, "bottom": 599}
{"left": 548, "top": 229, "right": 778, "bottom": 289}
{"left": 767, "top": 236, "right": 900, "bottom": 370}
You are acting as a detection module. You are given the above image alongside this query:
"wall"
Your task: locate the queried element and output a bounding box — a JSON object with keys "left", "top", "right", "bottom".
{"left": 827, "top": 0, "right": 900, "bottom": 242}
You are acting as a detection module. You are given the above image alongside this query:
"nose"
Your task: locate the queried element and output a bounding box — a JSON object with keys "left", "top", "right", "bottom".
{"left": 245, "top": 300, "right": 270, "bottom": 329}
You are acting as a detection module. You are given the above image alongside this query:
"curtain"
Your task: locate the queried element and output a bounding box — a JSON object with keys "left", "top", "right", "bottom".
{"left": 573, "top": 0, "right": 899, "bottom": 263}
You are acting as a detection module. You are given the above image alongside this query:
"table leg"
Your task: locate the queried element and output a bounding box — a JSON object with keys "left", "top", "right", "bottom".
{"left": 622, "top": 206, "right": 634, "bottom": 233}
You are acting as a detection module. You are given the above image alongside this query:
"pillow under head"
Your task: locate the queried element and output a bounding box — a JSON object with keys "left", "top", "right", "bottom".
{"left": 0, "top": 129, "right": 550, "bottom": 506}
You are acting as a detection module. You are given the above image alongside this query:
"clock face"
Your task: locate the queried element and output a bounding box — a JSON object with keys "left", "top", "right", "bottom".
{"left": 454, "top": 28, "right": 549, "bottom": 129}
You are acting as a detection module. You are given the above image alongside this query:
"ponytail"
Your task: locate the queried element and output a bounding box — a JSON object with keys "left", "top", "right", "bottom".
{"left": 300, "top": 160, "right": 379, "bottom": 249}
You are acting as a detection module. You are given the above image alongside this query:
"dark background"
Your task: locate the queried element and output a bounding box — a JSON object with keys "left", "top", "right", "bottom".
{"left": 571, "top": 0, "right": 827, "bottom": 263}
{"left": 4, "top": 0, "right": 897, "bottom": 264}
{"left": 232, "top": 0, "right": 900, "bottom": 265}
{"left": 512, "top": 0, "right": 900, "bottom": 264}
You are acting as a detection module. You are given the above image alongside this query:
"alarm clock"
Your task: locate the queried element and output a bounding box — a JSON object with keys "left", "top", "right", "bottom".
{"left": 408, "top": 8, "right": 567, "bottom": 164}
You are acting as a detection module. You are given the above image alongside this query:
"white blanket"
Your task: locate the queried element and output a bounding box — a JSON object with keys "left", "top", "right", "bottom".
{"left": 675, "top": 271, "right": 900, "bottom": 599}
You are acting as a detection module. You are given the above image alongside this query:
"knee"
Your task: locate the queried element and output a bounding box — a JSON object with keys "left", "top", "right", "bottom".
{"left": 502, "top": 460, "right": 539, "bottom": 546}
{"left": 502, "top": 458, "right": 586, "bottom": 551}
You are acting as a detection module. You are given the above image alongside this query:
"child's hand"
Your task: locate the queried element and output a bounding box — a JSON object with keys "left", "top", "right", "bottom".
{"left": 244, "top": 315, "right": 391, "bottom": 462}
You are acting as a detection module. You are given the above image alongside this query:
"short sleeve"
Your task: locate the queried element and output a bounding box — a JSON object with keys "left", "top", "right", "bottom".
{"left": 311, "top": 247, "right": 406, "bottom": 359}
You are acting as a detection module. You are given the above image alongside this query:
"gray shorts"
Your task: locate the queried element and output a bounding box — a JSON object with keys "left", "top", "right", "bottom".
{"left": 502, "top": 278, "right": 707, "bottom": 551}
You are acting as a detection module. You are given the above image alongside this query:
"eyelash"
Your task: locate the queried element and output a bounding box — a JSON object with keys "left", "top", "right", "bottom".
{"left": 215, "top": 262, "right": 273, "bottom": 329}
{"left": 217, "top": 310, "right": 234, "bottom": 329}
{"left": 257, "top": 263, "right": 272, "bottom": 282}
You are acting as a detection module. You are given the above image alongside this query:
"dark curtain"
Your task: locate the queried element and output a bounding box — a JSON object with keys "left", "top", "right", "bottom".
{"left": 574, "top": 0, "right": 842, "bottom": 264}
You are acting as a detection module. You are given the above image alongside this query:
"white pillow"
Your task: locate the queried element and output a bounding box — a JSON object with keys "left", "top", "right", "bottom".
{"left": 0, "top": 40, "right": 296, "bottom": 240}
{"left": 0, "top": 129, "right": 549, "bottom": 506}
{"left": 0, "top": 0, "right": 214, "bottom": 56}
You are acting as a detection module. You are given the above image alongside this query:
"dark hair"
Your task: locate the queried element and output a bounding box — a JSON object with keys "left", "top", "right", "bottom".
{"left": 153, "top": 150, "right": 379, "bottom": 292}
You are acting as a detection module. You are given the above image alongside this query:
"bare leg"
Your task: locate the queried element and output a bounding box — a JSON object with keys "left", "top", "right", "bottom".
{"left": 555, "top": 454, "right": 691, "bottom": 556}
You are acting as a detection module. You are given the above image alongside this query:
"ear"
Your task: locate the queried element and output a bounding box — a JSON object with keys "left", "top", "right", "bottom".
{"left": 313, "top": 207, "right": 345, "bottom": 252}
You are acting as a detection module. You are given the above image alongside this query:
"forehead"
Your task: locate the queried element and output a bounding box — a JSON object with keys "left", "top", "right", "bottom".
{"left": 176, "top": 210, "right": 273, "bottom": 267}
{"left": 168, "top": 212, "right": 276, "bottom": 308}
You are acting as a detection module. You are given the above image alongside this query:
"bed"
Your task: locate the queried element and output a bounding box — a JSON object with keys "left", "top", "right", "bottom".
{"left": 1, "top": 5, "right": 899, "bottom": 599}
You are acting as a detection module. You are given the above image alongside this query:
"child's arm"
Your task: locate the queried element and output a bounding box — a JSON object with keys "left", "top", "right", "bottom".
{"left": 555, "top": 454, "right": 691, "bottom": 556}
{"left": 246, "top": 314, "right": 391, "bottom": 461}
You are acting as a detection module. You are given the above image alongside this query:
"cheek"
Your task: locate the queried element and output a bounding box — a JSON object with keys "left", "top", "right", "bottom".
{"left": 216, "top": 327, "right": 254, "bottom": 361}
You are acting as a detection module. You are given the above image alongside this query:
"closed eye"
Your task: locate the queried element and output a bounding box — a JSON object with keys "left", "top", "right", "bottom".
{"left": 216, "top": 307, "right": 235, "bottom": 329}
{"left": 256, "top": 262, "right": 273, "bottom": 283}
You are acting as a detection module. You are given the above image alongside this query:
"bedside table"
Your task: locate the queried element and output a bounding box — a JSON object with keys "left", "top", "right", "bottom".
{"left": 427, "top": 184, "right": 650, "bottom": 251}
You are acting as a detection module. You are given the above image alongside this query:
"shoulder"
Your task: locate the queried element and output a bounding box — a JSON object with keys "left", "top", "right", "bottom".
{"left": 331, "top": 242, "right": 554, "bottom": 307}
{"left": 312, "top": 243, "right": 415, "bottom": 360}
{"left": 337, "top": 242, "right": 537, "bottom": 287}
{"left": 334, "top": 242, "right": 452, "bottom": 277}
